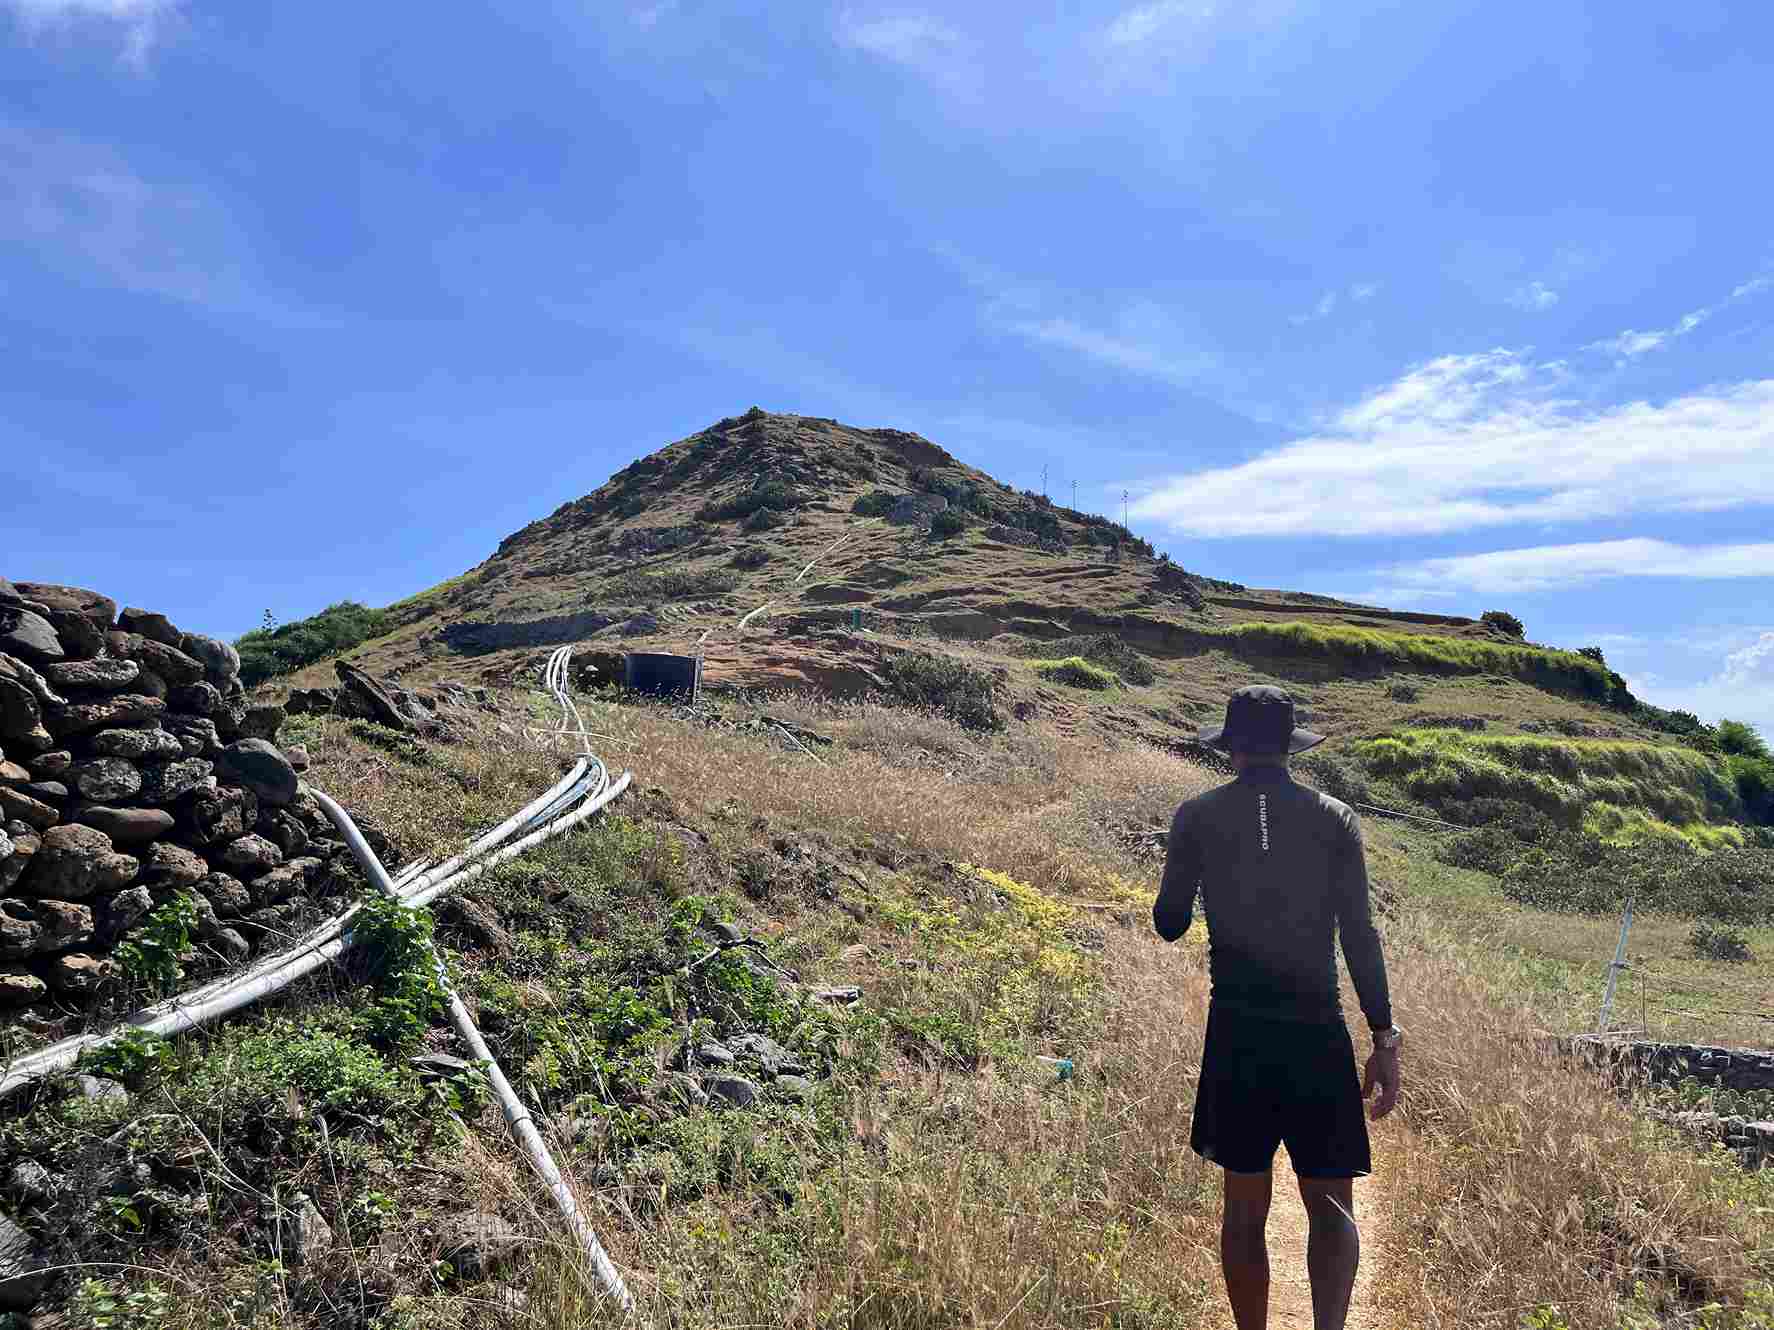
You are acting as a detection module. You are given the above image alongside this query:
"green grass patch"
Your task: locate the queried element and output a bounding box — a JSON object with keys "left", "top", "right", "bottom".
{"left": 236, "top": 600, "right": 391, "bottom": 687}
{"left": 1032, "top": 657, "right": 1117, "bottom": 690}
{"left": 1355, "top": 728, "right": 1743, "bottom": 827}
{"left": 604, "top": 567, "right": 741, "bottom": 603}
{"left": 1205, "top": 620, "right": 1620, "bottom": 701}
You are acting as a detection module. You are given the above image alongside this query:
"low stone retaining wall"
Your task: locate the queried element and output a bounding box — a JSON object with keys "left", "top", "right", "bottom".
{"left": 1567, "top": 1035, "right": 1774, "bottom": 1094}
{"left": 0, "top": 579, "right": 341, "bottom": 1025}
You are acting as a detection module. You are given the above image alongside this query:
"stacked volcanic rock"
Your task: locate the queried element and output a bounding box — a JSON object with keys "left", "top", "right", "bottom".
{"left": 0, "top": 580, "right": 345, "bottom": 1014}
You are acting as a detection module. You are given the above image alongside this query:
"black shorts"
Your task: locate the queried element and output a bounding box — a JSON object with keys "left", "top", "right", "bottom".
{"left": 1191, "top": 1005, "right": 1372, "bottom": 1178}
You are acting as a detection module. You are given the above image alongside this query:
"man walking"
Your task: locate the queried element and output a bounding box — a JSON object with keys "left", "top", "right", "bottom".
{"left": 1154, "top": 686, "right": 1401, "bottom": 1330}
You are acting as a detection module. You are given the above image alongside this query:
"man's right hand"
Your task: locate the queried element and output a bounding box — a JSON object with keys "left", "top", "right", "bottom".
{"left": 1362, "top": 1047, "right": 1400, "bottom": 1120}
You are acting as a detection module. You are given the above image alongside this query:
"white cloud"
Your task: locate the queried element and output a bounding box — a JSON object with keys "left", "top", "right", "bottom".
{"left": 1635, "top": 631, "right": 1774, "bottom": 733}
{"left": 835, "top": 12, "right": 975, "bottom": 89}
{"left": 1350, "top": 282, "right": 1378, "bottom": 303}
{"left": 1586, "top": 272, "right": 1771, "bottom": 359}
{"left": 1508, "top": 280, "right": 1559, "bottom": 311}
{"left": 1290, "top": 290, "right": 1337, "bottom": 326}
{"left": 1004, "top": 309, "right": 1219, "bottom": 386}
{"left": 1377, "top": 538, "right": 1774, "bottom": 595}
{"left": 1129, "top": 349, "right": 1774, "bottom": 537}
{"left": 1104, "top": 0, "right": 1211, "bottom": 46}
{"left": 3, "top": 0, "right": 178, "bottom": 66}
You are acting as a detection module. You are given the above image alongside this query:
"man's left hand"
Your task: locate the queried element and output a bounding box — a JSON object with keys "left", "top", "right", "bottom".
{"left": 1362, "top": 1047, "right": 1400, "bottom": 1121}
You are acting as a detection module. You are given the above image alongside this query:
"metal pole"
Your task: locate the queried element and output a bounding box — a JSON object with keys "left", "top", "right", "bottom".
{"left": 1596, "top": 897, "right": 1634, "bottom": 1034}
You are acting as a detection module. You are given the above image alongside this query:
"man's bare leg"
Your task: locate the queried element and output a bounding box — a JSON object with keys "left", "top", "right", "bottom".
{"left": 1297, "top": 1176, "right": 1359, "bottom": 1330}
{"left": 1221, "top": 1169, "right": 1272, "bottom": 1329}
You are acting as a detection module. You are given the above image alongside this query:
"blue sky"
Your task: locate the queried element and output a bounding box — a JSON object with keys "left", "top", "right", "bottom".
{"left": 2, "top": 0, "right": 1770, "bottom": 734}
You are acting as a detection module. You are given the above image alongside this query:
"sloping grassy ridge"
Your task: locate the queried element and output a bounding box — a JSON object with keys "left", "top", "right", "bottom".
{"left": 1357, "top": 728, "right": 1744, "bottom": 830}
{"left": 1204, "top": 621, "right": 1619, "bottom": 700}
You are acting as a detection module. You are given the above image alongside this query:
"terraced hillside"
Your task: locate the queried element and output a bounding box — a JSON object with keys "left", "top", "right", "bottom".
{"left": 274, "top": 407, "right": 1756, "bottom": 849}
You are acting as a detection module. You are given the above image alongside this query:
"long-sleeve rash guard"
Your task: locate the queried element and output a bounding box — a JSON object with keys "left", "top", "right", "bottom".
{"left": 1154, "top": 765, "right": 1393, "bottom": 1030}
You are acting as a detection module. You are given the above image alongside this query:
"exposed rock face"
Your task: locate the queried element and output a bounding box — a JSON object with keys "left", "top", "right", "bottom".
{"left": 436, "top": 1212, "right": 526, "bottom": 1279}
{"left": 888, "top": 493, "right": 949, "bottom": 527}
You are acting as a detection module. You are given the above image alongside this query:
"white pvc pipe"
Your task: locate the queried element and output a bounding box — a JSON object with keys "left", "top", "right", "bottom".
{"left": 307, "top": 787, "right": 634, "bottom": 1313}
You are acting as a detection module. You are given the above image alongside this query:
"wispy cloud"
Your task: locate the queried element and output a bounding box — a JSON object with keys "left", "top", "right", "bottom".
{"left": 1586, "top": 271, "right": 1771, "bottom": 359}
{"left": 835, "top": 11, "right": 975, "bottom": 91}
{"left": 1129, "top": 348, "right": 1774, "bottom": 537}
{"left": 996, "top": 300, "right": 1222, "bottom": 390}
{"left": 1104, "top": 0, "right": 1210, "bottom": 46}
{"left": 1376, "top": 538, "right": 1774, "bottom": 595}
{"left": 3, "top": 0, "right": 179, "bottom": 66}
{"left": 1507, "top": 280, "right": 1559, "bottom": 312}
{"left": 1290, "top": 281, "right": 1377, "bottom": 326}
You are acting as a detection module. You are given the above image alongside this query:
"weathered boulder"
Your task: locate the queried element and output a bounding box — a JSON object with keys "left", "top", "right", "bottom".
{"left": 21, "top": 824, "right": 138, "bottom": 900}
{"left": 13, "top": 584, "right": 116, "bottom": 636}
{"left": 212, "top": 927, "right": 251, "bottom": 963}
{"left": 42, "top": 951, "right": 117, "bottom": 995}
{"left": 221, "top": 834, "right": 282, "bottom": 878}
{"left": 335, "top": 661, "right": 447, "bottom": 737}
{"left": 888, "top": 493, "right": 949, "bottom": 527}
{"left": 0, "top": 828, "right": 38, "bottom": 893}
{"left": 0, "top": 760, "right": 26, "bottom": 784}
{"left": 0, "top": 656, "right": 57, "bottom": 752}
{"left": 0, "top": 607, "right": 63, "bottom": 664}
{"left": 70, "top": 757, "right": 142, "bottom": 803}
{"left": 43, "top": 657, "right": 139, "bottom": 692}
{"left": 48, "top": 693, "right": 164, "bottom": 738}
{"left": 17, "top": 781, "right": 66, "bottom": 806}
{"left": 251, "top": 857, "right": 319, "bottom": 905}
{"left": 179, "top": 633, "right": 241, "bottom": 687}
{"left": 36, "top": 899, "right": 95, "bottom": 951}
{"left": 773, "top": 1073, "right": 815, "bottom": 1100}
{"left": 285, "top": 744, "right": 310, "bottom": 772}
{"left": 163, "top": 713, "right": 221, "bottom": 757}
{"left": 6, "top": 1162, "right": 51, "bottom": 1204}
{"left": 0, "top": 967, "right": 46, "bottom": 1007}
{"left": 437, "top": 1211, "right": 526, "bottom": 1280}
{"left": 69, "top": 805, "right": 175, "bottom": 844}
{"left": 728, "top": 1032, "right": 806, "bottom": 1077}
{"left": 167, "top": 681, "right": 220, "bottom": 715}
{"left": 71, "top": 1074, "right": 128, "bottom": 1105}
{"left": 265, "top": 1191, "right": 332, "bottom": 1269}
{"left": 257, "top": 808, "right": 310, "bottom": 859}
{"left": 108, "top": 632, "right": 205, "bottom": 688}
{"left": 240, "top": 703, "right": 285, "bottom": 742}
{"left": 702, "top": 1074, "right": 761, "bottom": 1109}
{"left": 95, "top": 886, "right": 153, "bottom": 945}
{"left": 186, "top": 784, "right": 258, "bottom": 845}
{"left": 216, "top": 740, "right": 297, "bottom": 807}
{"left": 198, "top": 872, "right": 252, "bottom": 918}
{"left": 131, "top": 666, "right": 168, "bottom": 700}
{"left": 284, "top": 687, "right": 338, "bottom": 715}
{"left": 142, "top": 841, "right": 207, "bottom": 891}
{"left": 0, "top": 786, "right": 58, "bottom": 831}
{"left": 0, "top": 903, "right": 41, "bottom": 960}
{"left": 89, "top": 726, "right": 183, "bottom": 760}
{"left": 117, "top": 607, "right": 182, "bottom": 647}
{"left": 0, "top": 1208, "right": 48, "bottom": 1310}
{"left": 25, "top": 751, "right": 70, "bottom": 779}
{"left": 138, "top": 756, "right": 212, "bottom": 803}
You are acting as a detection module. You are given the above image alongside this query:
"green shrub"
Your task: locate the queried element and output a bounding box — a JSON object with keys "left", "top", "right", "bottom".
{"left": 351, "top": 895, "right": 447, "bottom": 1050}
{"left": 1028, "top": 634, "right": 1156, "bottom": 686}
{"left": 930, "top": 509, "right": 968, "bottom": 539}
{"left": 729, "top": 546, "right": 771, "bottom": 570}
{"left": 605, "top": 568, "right": 741, "bottom": 603}
{"left": 1297, "top": 752, "right": 1372, "bottom": 808}
{"left": 741, "top": 507, "right": 787, "bottom": 533}
{"left": 852, "top": 490, "right": 898, "bottom": 517}
{"left": 696, "top": 482, "right": 798, "bottom": 523}
{"left": 1728, "top": 754, "right": 1774, "bottom": 824}
{"left": 1480, "top": 609, "right": 1525, "bottom": 638}
{"left": 1032, "top": 657, "right": 1116, "bottom": 690}
{"left": 1387, "top": 680, "right": 1423, "bottom": 702}
{"left": 1689, "top": 922, "right": 1753, "bottom": 962}
{"left": 1203, "top": 622, "right": 1618, "bottom": 701}
{"left": 114, "top": 893, "right": 199, "bottom": 995}
{"left": 880, "top": 651, "right": 1002, "bottom": 731}
{"left": 1577, "top": 645, "right": 1607, "bottom": 665}
{"left": 236, "top": 600, "right": 390, "bottom": 687}
{"left": 1719, "top": 719, "right": 1771, "bottom": 760}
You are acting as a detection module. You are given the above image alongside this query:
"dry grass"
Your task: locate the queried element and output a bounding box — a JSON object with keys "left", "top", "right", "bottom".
{"left": 1373, "top": 907, "right": 1774, "bottom": 1328}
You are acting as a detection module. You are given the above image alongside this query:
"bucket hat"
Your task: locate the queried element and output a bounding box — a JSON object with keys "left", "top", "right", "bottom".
{"left": 1198, "top": 684, "right": 1326, "bottom": 755}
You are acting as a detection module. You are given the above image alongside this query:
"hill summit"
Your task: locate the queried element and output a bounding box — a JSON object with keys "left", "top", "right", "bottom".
{"left": 268, "top": 407, "right": 1757, "bottom": 845}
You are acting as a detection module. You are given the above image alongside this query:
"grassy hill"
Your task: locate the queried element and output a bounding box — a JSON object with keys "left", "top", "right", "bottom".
{"left": 12, "top": 409, "right": 1768, "bottom": 1328}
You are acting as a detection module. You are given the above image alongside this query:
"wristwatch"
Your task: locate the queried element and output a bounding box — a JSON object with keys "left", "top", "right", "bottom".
{"left": 1371, "top": 1025, "right": 1403, "bottom": 1051}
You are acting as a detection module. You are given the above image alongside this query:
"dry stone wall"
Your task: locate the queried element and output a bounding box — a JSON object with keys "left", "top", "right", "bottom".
{"left": 0, "top": 578, "right": 346, "bottom": 1023}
